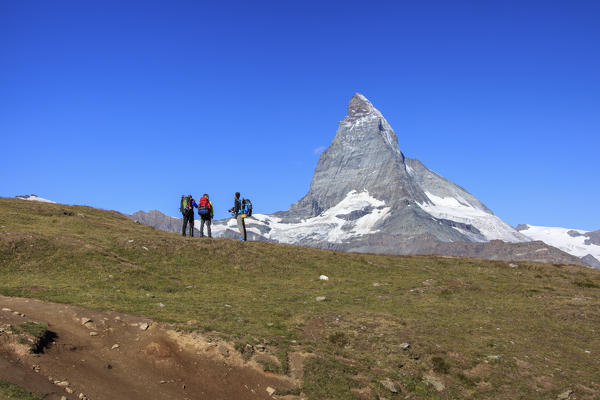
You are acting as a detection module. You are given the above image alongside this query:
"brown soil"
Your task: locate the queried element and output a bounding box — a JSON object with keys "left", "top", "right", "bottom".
{"left": 0, "top": 296, "right": 300, "bottom": 400}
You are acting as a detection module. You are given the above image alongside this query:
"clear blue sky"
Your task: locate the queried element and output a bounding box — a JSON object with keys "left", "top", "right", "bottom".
{"left": 1, "top": 1, "right": 598, "bottom": 229}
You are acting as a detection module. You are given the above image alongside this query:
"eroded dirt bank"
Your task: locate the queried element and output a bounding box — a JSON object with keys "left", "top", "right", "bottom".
{"left": 0, "top": 296, "right": 301, "bottom": 400}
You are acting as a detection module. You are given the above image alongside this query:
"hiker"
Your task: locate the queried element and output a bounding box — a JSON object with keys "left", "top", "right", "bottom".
{"left": 197, "top": 193, "right": 213, "bottom": 238}
{"left": 181, "top": 194, "right": 197, "bottom": 237}
{"left": 228, "top": 192, "right": 247, "bottom": 241}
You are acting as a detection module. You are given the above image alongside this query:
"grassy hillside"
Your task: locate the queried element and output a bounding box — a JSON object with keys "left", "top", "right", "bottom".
{"left": 1, "top": 198, "right": 599, "bottom": 399}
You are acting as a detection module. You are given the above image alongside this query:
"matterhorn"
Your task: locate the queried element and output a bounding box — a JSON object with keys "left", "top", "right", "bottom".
{"left": 213, "top": 94, "right": 586, "bottom": 262}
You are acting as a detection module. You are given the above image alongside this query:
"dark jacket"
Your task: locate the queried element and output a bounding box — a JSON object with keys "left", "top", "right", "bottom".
{"left": 230, "top": 198, "right": 241, "bottom": 216}
{"left": 183, "top": 200, "right": 198, "bottom": 216}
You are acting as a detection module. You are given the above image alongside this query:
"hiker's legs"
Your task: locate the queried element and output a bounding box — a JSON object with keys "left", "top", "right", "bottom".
{"left": 188, "top": 216, "right": 194, "bottom": 237}
{"left": 182, "top": 213, "right": 188, "bottom": 236}
{"left": 200, "top": 218, "right": 205, "bottom": 237}
{"left": 236, "top": 215, "right": 246, "bottom": 241}
{"left": 206, "top": 219, "right": 212, "bottom": 238}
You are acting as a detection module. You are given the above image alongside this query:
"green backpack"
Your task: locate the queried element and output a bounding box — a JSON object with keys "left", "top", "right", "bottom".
{"left": 180, "top": 195, "right": 190, "bottom": 214}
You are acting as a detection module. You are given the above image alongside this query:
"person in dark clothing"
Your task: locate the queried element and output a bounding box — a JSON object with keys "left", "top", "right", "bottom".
{"left": 182, "top": 195, "right": 198, "bottom": 237}
{"left": 228, "top": 192, "right": 247, "bottom": 241}
{"left": 198, "top": 193, "right": 213, "bottom": 238}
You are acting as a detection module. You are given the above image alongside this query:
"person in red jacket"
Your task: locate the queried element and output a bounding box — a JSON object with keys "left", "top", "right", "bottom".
{"left": 197, "top": 193, "right": 213, "bottom": 238}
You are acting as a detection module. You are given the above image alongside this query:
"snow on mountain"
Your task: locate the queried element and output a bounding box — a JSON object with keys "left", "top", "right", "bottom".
{"left": 417, "top": 192, "right": 529, "bottom": 243}
{"left": 15, "top": 194, "right": 55, "bottom": 203}
{"left": 516, "top": 225, "right": 600, "bottom": 265}
{"left": 212, "top": 190, "right": 391, "bottom": 244}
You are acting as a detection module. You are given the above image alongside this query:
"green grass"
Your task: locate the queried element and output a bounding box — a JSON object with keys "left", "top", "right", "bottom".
{"left": 18, "top": 322, "right": 48, "bottom": 338}
{"left": 0, "top": 381, "right": 44, "bottom": 400}
{"left": 1, "top": 198, "right": 600, "bottom": 399}
{"left": 17, "top": 322, "right": 49, "bottom": 353}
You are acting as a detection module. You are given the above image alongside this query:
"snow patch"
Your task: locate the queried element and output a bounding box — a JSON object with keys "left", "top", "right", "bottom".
{"left": 518, "top": 225, "right": 600, "bottom": 261}
{"left": 212, "top": 190, "right": 391, "bottom": 244}
{"left": 418, "top": 192, "right": 528, "bottom": 243}
{"left": 15, "top": 194, "right": 55, "bottom": 203}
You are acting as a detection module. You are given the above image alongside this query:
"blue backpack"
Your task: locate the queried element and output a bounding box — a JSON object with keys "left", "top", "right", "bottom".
{"left": 241, "top": 199, "right": 252, "bottom": 217}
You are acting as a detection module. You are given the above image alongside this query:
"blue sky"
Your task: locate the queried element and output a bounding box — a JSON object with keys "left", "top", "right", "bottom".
{"left": 1, "top": 1, "right": 598, "bottom": 229}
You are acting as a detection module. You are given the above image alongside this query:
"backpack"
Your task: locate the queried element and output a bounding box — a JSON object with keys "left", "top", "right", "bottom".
{"left": 241, "top": 198, "right": 252, "bottom": 217}
{"left": 198, "top": 197, "right": 211, "bottom": 217}
{"left": 180, "top": 195, "right": 191, "bottom": 214}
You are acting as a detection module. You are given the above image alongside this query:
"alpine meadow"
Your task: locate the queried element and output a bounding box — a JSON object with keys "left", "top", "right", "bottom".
{"left": 1, "top": 198, "right": 599, "bottom": 399}
{"left": 2, "top": 2, "right": 600, "bottom": 399}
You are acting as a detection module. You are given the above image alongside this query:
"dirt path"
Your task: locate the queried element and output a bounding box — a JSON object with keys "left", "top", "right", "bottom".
{"left": 0, "top": 296, "right": 300, "bottom": 400}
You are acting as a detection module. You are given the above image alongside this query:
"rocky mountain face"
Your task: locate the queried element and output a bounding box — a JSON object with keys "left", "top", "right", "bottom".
{"left": 284, "top": 94, "right": 526, "bottom": 243}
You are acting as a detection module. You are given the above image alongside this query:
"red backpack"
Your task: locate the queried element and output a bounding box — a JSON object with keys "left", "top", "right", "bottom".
{"left": 198, "top": 197, "right": 211, "bottom": 216}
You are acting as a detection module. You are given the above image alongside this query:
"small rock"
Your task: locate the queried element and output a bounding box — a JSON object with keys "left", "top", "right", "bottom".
{"left": 509, "top": 263, "right": 519, "bottom": 268}
{"left": 266, "top": 322, "right": 274, "bottom": 327}
{"left": 319, "top": 275, "right": 329, "bottom": 281}
{"left": 128, "top": 239, "right": 134, "bottom": 243}
{"left": 61, "top": 397, "right": 67, "bottom": 400}
{"left": 142, "top": 246, "right": 149, "bottom": 251}
{"left": 79, "top": 393, "right": 88, "bottom": 400}
{"left": 186, "top": 286, "right": 194, "bottom": 289}
{"left": 111, "top": 344, "right": 120, "bottom": 349}
{"left": 487, "top": 355, "right": 501, "bottom": 360}
{"left": 158, "top": 302, "right": 165, "bottom": 308}
{"left": 315, "top": 296, "right": 326, "bottom": 302}
{"left": 219, "top": 345, "right": 230, "bottom": 357}
{"left": 65, "top": 387, "right": 74, "bottom": 394}
{"left": 266, "top": 386, "right": 276, "bottom": 396}
{"left": 77, "top": 213, "right": 85, "bottom": 218}
{"left": 114, "top": 316, "right": 121, "bottom": 320}
{"left": 255, "top": 344, "right": 266, "bottom": 352}
{"left": 81, "top": 317, "right": 92, "bottom": 325}
{"left": 13, "top": 311, "right": 19, "bottom": 315}
{"left": 139, "top": 322, "right": 150, "bottom": 331}
{"left": 56, "top": 381, "right": 70, "bottom": 387}
{"left": 423, "top": 374, "right": 445, "bottom": 392}
{"left": 89, "top": 332, "right": 98, "bottom": 336}
{"left": 372, "top": 282, "right": 381, "bottom": 287}
{"left": 380, "top": 378, "right": 398, "bottom": 393}
{"left": 225, "top": 304, "right": 232, "bottom": 308}
{"left": 400, "top": 343, "right": 410, "bottom": 350}
{"left": 1, "top": 308, "right": 11, "bottom": 312}
{"left": 557, "top": 389, "right": 573, "bottom": 399}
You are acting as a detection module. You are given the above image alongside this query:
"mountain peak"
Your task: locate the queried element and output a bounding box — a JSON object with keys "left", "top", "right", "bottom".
{"left": 348, "top": 93, "right": 379, "bottom": 119}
